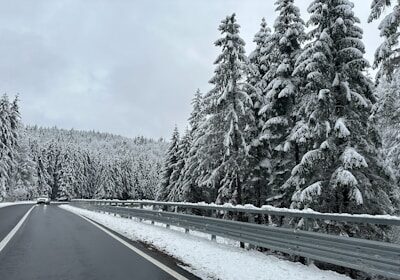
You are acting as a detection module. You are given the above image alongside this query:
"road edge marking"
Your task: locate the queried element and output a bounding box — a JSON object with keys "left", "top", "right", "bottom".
{"left": 0, "top": 205, "right": 35, "bottom": 253}
{"left": 64, "top": 209, "right": 189, "bottom": 280}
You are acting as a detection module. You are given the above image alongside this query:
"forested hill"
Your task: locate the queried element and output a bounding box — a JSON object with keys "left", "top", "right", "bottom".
{"left": 0, "top": 96, "right": 168, "bottom": 202}
{"left": 26, "top": 126, "right": 166, "bottom": 160}
{"left": 23, "top": 126, "right": 167, "bottom": 200}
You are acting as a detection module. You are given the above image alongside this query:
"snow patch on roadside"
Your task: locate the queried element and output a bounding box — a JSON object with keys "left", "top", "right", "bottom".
{"left": 0, "top": 201, "right": 35, "bottom": 209}
{"left": 60, "top": 204, "right": 350, "bottom": 280}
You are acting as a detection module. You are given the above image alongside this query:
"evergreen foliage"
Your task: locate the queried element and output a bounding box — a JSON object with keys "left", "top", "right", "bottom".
{"left": 372, "top": 73, "right": 400, "bottom": 192}
{"left": 369, "top": 0, "right": 400, "bottom": 79}
{"left": 156, "top": 126, "right": 180, "bottom": 201}
{"left": 258, "top": 0, "right": 305, "bottom": 207}
{"left": 192, "top": 14, "right": 254, "bottom": 205}
{"left": 286, "top": 0, "right": 398, "bottom": 221}
{"left": 0, "top": 111, "right": 167, "bottom": 202}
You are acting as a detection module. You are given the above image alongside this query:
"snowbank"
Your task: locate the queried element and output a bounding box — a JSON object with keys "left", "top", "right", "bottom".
{"left": 60, "top": 204, "right": 350, "bottom": 280}
{"left": 0, "top": 201, "right": 35, "bottom": 209}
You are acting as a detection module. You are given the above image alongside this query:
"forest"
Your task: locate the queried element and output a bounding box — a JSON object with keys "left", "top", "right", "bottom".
{"left": 0, "top": 97, "right": 167, "bottom": 201}
{"left": 157, "top": 0, "right": 400, "bottom": 222}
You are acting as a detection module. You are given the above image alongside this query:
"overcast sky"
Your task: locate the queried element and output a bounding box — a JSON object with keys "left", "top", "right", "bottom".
{"left": 0, "top": 0, "right": 382, "bottom": 139}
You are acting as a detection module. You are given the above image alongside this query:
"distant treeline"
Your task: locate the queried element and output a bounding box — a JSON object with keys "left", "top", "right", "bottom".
{"left": 0, "top": 97, "right": 167, "bottom": 201}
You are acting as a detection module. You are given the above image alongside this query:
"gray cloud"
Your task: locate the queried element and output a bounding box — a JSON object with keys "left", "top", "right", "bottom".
{"left": 0, "top": 0, "right": 382, "bottom": 138}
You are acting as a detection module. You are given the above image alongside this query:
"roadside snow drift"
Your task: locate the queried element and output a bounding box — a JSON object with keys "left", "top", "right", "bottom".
{"left": 60, "top": 205, "right": 350, "bottom": 280}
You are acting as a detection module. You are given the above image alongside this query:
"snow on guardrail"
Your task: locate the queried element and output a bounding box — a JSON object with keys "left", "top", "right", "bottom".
{"left": 72, "top": 199, "right": 400, "bottom": 224}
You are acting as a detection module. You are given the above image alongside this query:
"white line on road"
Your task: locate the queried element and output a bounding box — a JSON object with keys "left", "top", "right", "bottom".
{"left": 71, "top": 211, "right": 189, "bottom": 280}
{"left": 0, "top": 205, "right": 35, "bottom": 253}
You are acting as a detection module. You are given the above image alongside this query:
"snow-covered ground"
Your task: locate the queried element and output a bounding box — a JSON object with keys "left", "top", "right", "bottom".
{"left": 60, "top": 204, "right": 350, "bottom": 280}
{"left": 0, "top": 201, "right": 35, "bottom": 209}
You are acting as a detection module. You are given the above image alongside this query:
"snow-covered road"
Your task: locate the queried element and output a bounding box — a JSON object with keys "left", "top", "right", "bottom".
{"left": 60, "top": 204, "right": 351, "bottom": 280}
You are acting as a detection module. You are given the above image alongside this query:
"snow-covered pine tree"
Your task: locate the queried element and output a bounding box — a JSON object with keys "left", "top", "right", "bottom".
{"left": 136, "top": 155, "right": 162, "bottom": 200}
{"left": 9, "top": 96, "right": 19, "bottom": 143}
{"left": 194, "top": 14, "right": 253, "bottom": 205}
{"left": 131, "top": 158, "right": 146, "bottom": 199}
{"left": 109, "top": 159, "right": 123, "bottom": 199}
{"left": 248, "top": 16, "right": 275, "bottom": 137}
{"left": 245, "top": 18, "right": 273, "bottom": 207}
{"left": 117, "top": 158, "right": 133, "bottom": 199}
{"left": 156, "top": 127, "right": 179, "bottom": 201}
{"left": 372, "top": 73, "right": 400, "bottom": 187}
{"left": 248, "top": 18, "right": 272, "bottom": 94}
{"left": 94, "top": 160, "right": 114, "bottom": 199}
{"left": 0, "top": 95, "right": 14, "bottom": 200}
{"left": 7, "top": 98, "right": 38, "bottom": 200}
{"left": 10, "top": 135, "right": 38, "bottom": 200}
{"left": 258, "top": 0, "right": 305, "bottom": 207}
{"left": 45, "top": 141, "right": 62, "bottom": 198}
{"left": 11, "top": 97, "right": 40, "bottom": 199}
{"left": 179, "top": 90, "right": 207, "bottom": 202}
{"left": 188, "top": 90, "right": 204, "bottom": 134}
{"left": 287, "top": 0, "right": 398, "bottom": 228}
{"left": 30, "top": 141, "right": 52, "bottom": 196}
{"left": 167, "top": 127, "right": 191, "bottom": 201}
{"left": 57, "top": 151, "right": 76, "bottom": 199}
{"left": 368, "top": 0, "right": 400, "bottom": 79}
{"left": 83, "top": 151, "right": 100, "bottom": 199}
{"left": 70, "top": 149, "right": 86, "bottom": 198}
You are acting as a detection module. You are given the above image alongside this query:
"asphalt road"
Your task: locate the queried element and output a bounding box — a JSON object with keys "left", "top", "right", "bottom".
{"left": 0, "top": 204, "right": 192, "bottom": 280}
{"left": 0, "top": 204, "right": 32, "bottom": 241}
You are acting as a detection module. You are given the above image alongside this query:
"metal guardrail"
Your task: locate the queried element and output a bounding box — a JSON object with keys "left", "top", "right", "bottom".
{"left": 71, "top": 199, "right": 400, "bottom": 279}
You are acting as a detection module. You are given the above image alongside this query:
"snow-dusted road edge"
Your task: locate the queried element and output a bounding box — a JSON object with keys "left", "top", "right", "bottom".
{"left": 60, "top": 204, "right": 350, "bottom": 280}
{"left": 0, "top": 201, "right": 35, "bottom": 209}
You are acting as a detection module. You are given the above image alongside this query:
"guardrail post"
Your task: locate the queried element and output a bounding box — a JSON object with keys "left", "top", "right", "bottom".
{"left": 304, "top": 218, "right": 314, "bottom": 266}
{"left": 151, "top": 205, "right": 155, "bottom": 224}
{"left": 248, "top": 213, "right": 256, "bottom": 249}
{"left": 139, "top": 203, "right": 143, "bottom": 222}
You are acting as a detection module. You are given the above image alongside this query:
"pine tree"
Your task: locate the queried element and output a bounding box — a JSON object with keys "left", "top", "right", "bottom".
{"left": 156, "top": 127, "right": 180, "bottom": 201}
{"left": 57, "top": 152, "right": 76, "bottom": 199}
{"left": 372, "top": 73, "right": 400, "bottom": 186}
{"left": 0, "top": 95, "right": 13, "bottom": 200}
{"left": 194, "top": 14, "right": 252, "bottom": 205}
{"left": 258, "top": 0, "right": 305, "bottom": 207}
{"left": 245, "top": 18, "right": 273, "bottom": 207}
{"left": 31, "top": 141, "right": 52, "bottom": 196}
{"left": 179, "top": 90, "right": 206, "bottom": 202}
{"left": 286, "top": 0, "right": 398, "bottom": 226}
{"left": 167, "top": 128, "right": 191, "bottom": 201}
{"left": 46, "top": 141, "right": 62, "bottom": 199}
{"left": 368, "top": 0, "right": 400, "bottom": 79}
{"left": 248, "top": 18, "right": 272, "bottom": 93}
{"left": 10, "top": 138, "right": 38, "bottom": 200}
{"left": 6, "top": 97, "right": 39, "bottom": 200}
